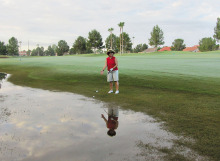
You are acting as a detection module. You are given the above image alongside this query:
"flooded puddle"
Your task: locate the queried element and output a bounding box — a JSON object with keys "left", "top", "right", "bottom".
{"left": 0, "top": 74, "right": 207, "bottom": 161}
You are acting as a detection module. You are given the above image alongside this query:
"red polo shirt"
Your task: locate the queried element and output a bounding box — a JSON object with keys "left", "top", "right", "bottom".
{"left": 107, "top": 56, "right": 118, "bottom": 71}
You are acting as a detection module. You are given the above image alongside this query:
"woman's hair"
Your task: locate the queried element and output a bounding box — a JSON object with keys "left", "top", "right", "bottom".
{"left": 107, "top": 129, "right": 116, "bottom": 136}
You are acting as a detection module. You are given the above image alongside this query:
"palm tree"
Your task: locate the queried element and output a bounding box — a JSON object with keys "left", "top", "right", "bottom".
{"left": 121, "top": 22, "right": 125, "bottom": 54}
{"left": 108, "top": 28, "right": 114, "bottom": 49}
{"left": 132, "top": 36, "right": 135, "bottom": 48}
{"left": 118, "top": 22, "right": 125, "bottom": 54}
{"left": 118, "top": 23, "right": 122, "bottom": 54}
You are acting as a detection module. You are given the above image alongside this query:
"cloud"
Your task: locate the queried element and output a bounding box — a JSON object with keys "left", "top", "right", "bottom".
{"left": 0, "top": 0, "right": 219, "bottom": 50}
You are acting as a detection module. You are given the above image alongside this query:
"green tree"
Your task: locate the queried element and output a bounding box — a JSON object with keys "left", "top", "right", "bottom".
{"left": 45, "top": 45, "right": 55, "bottom": 56}
{"left": 85, "top": 44, "right": 93, "bottom": 54}
{"left": 142, "top": 44, "right": 148, "bottom": 50}
{"left": 133, "top": 44, "right": 142, "bottom": 53}
{"left": 171, "top": 39, "right": 186, "bottom": 51}
{"left": 50, "top": 46, "right": 56, "bottom": 56}
{"left": 118, "top": 22, "right": 125, "bottom": 54}
{"left": 87, "top": 29, "right": 103, "bottom": 53}
{"left": 7, "top": 37, "right": 19, "bottom": 56}
{"left": 56, "top": 40, "right": 69, "bottom": 56}
{"left": 52, "top": 44, "right": 57, "bottom": 51}
{"left": 44, "top": 50, "right": 50, "bottom": 56}
{"left": 133, "top": 43, "right": 148, "bottom": 53}
{"left": 121, "top": 32, "right": 132, "bottom": 52}
{"left": 108, "top": 28, "right": 114, "bottom": 49}
{"left": 26, "top": 49, "right": 31, "bottom": 56}
{"left": 0, "top": 41, "right": 7, "bottom": 55}
{"left": 69, "top": 47, "right": 77, "bottom": 55}
{"left": 51, "top": 44, "right": 57, "bottom": 55}
{"left": 31, "top": 49, "right": 37, "bottom": 56}
{"left": 31, "top": 47, "right": 44, "bottom": 56}
{"left": 214, "top": 17, "right": 220, "bottom": 42}
{"left": 149, "top": 25, "right": 164, "bottom": 48}
{"left": 72, "top": 36, "right": 87, "bottom": 54}
{"left": 39, "top": 47, "right": 44, "bottom": 56}
{"left": 105, "top": 34, "right": 119, "bottom": 53}
{"left": 34, "top": 46, "right": 44, "bottom": 56}
{"left": 198, "top": 37, "right": 219, "bottom": 52}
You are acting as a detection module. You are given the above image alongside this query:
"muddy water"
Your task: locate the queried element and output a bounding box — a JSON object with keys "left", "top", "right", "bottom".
{"left": 0, "top": 74, "right": 206, "bottom": 161}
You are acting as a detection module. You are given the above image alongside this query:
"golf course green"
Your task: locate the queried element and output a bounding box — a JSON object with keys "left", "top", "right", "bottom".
{"left": 0, "top": 51, "right": 220, "bottom": 160}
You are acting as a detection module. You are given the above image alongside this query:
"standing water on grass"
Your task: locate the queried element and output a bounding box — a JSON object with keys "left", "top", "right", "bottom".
{"left": 0, "top": 74, "right": 207, "bottom": 161}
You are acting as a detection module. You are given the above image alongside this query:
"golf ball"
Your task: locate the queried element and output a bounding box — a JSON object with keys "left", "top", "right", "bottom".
{"left": 96, "top": 90, "right": 98, "bottom": 92}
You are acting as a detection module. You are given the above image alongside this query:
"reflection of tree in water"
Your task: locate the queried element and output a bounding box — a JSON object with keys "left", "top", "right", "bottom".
{"left": 0, "top": 73, "right": 10, "bottom": 123}
{"left": 0, "top": 73, "right": 7, "bottom": 89}
{"left": 0, "top": 73, "right": 7, "bottom": 80}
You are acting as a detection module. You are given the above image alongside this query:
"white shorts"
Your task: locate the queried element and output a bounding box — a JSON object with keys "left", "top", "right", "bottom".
{"left": 107, "top": 70, "right": 119, "bottom": 82}
{"left": 108, "top": 107, "right": 119, "bottom": 117}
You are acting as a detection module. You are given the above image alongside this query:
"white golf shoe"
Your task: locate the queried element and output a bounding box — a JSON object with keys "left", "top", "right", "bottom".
{"left": 108, "top": 90, "right": 113, "bottom": 93}
{"left": 115, "top": 90, "right": 119, "bottom": 94}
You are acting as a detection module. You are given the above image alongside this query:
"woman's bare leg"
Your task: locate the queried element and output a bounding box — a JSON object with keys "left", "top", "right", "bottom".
{"left": 115, "top": 81, "right": 119, "bottom": 91}
{"left": 109, "top": 82, "right": 113, "bottom": 90}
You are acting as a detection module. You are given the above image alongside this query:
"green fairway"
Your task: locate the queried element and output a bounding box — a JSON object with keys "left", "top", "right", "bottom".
{"left": 0, "top": 51, "right": 220, "bottom": 160}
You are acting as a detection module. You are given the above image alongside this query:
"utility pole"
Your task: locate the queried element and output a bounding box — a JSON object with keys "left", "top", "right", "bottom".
{"left": 19, "top": 41, "right": 22, "bottom": 53}
{"left": 19, "top": 41, "right": 22, "bottom": 60}
{"left": 37, "top": 44, "right": 39, "bottom": 56}
{"left": 28, "top": 40, "right": 30, "bottom": 56}
{"left": 132, "top": 37, "right": 135, "bottom": 48}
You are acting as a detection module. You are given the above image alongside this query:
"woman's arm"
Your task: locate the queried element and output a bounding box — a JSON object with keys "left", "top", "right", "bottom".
{"left": 113, "top": 58, "right": 118, "bottom": 69}
{"left": 101, "top": 114, "right": 108, "bottom": 123}
{"left": 100, "top": 59, "right": 107, "bottom": 75}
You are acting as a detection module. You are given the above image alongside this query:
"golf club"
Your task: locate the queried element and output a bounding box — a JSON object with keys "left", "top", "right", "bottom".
{"left": 108, "top": 69, "right": 113, "bottom": 74}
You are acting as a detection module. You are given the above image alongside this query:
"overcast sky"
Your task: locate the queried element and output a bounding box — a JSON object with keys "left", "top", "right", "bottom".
{"left": 0, "top": 0, "right": 219, "bottom": 50}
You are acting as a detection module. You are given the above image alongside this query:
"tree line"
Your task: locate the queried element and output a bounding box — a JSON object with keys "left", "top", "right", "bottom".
{"left": 0, "top": 18, "right": 219, "bottom": 56}
{"left": 148, "top": 18, "right": 220, "bottom": 52}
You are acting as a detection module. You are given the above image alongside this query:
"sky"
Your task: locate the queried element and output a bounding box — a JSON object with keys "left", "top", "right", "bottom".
{"left": 0, "top": 0, "right": 219, "bottom": 50}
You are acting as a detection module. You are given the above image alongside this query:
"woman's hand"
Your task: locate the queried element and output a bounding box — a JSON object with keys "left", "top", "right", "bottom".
{"left": 100, "top": 70, "right": 104, "bottom": 75}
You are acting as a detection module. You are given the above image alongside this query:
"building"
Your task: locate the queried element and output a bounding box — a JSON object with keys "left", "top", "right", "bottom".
{"left": 19, "top": 50, "right": 27, "bottom": 56}
{"left": 142, "top": 47, "right": 157, "bottom": 53}
{"left": 183, "top": 45, "right": 200, "bottom": 52}
{"left": 158, "top": 47, "right": 171, "bottom": 52}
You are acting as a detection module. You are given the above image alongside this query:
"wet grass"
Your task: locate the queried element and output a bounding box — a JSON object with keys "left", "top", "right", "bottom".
{"left": 0, "top": 51, "right": 220, "bottom": 160}
{"left": 137, "top": 141, "right": 192, "bottom": 161}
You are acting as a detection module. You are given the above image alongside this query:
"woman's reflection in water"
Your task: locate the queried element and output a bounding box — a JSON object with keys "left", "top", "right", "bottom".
{"left": 101, "top": 107, "right": 119, "bottom": 137}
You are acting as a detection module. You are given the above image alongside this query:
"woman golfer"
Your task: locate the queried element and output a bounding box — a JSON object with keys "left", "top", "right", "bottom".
{"left": 101, "top": 50, "right": 119, "bottom": 94}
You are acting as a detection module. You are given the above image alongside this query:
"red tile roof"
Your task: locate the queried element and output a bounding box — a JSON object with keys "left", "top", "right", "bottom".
{"left": 143, "top": 48, "right": 157, "bottom": 53}
{"left": 158, "top": 47, "right": 171, "bottom": 51}
{"left": 19, "top": 50, "right": 27, "bottom": 56}
{"left": 183, "top": 45, "right": 199, "bottom": 52}
{"left": 19, "top": 51, "right": 27, "bottom": 54}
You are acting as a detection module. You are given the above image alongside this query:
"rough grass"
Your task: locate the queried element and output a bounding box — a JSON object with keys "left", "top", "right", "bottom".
{"left": 0, "top": 51, "right": 220, "bottom": 160}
